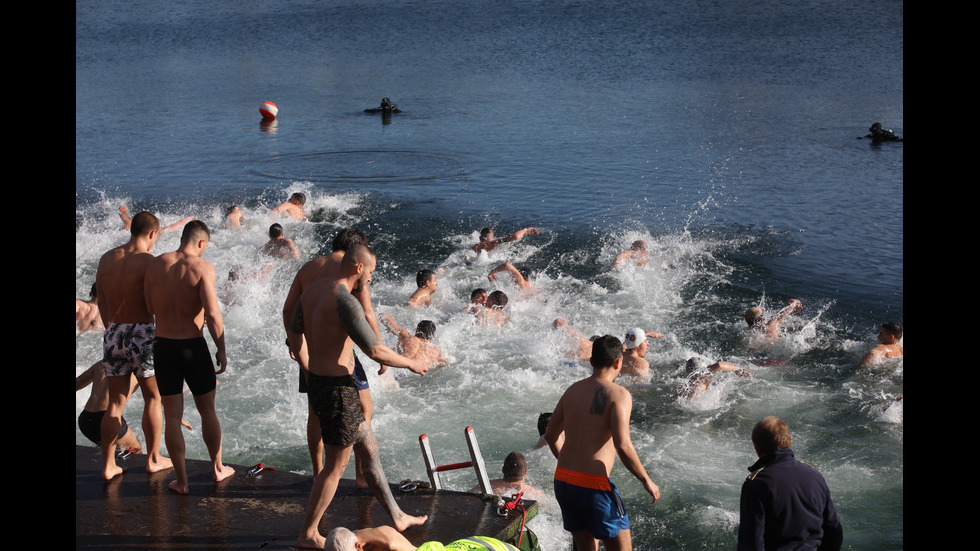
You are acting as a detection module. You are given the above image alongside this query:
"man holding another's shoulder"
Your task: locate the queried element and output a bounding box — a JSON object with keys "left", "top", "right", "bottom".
{"left": 545, "top": 335, "right": 661, "bottom": 551}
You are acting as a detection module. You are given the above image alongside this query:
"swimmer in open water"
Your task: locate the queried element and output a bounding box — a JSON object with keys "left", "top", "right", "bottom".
{"left": 472, "top": 226, "right": 540, "bottom": 254}
{"left": 364, "top": 97, "right": 402, "bottom": 114}
{"left": 742, "top": 299, "right": 803, "bottom": 354}
{"left": 406, "top": 269, "right": 438, "bottom": 308}
{"left": 380, "top": 313, "right": 447, "bottom": 367}
{"left": 858, "top": 321, "right": 903, "bottom": 369}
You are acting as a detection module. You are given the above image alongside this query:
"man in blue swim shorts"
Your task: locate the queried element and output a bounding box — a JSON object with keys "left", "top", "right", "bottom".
{"left": 545, "top": 335, "right": 662, "bottom": 550}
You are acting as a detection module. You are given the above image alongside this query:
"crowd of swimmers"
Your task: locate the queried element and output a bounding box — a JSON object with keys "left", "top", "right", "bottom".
{"left": 76, "top": 191, "right": 901, "bottom": 550}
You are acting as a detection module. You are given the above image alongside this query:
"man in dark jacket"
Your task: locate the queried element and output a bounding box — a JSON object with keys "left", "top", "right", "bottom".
{"left": 738, "top": 416, "right": 843, "bottom": 550}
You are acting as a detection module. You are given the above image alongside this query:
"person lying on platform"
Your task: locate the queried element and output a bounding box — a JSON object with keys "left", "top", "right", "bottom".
{"left": 324, "top": 526, "right": 521, "bottom": 551}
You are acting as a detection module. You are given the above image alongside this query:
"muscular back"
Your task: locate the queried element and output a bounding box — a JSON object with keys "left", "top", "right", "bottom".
{"left": 145, "top": 252, "right": 217, "bottom": 339}
{"left": 96, "top": 246, "right": 156, "bottom": 325}
{"left": 299, "top": 279, "right": 361, "bottom": 378}
{"left": 553, "top": 377, "right": 630, "bottom": 477}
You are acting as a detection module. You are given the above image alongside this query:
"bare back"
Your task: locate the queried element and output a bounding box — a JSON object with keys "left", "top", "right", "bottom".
{"left": 552, "top": 377, "right": 629, "bottom": 477}
{"left": 96, "top": 245, "right": 156, "bottom": 325}
{"left": 299, "top": 279, "right": 362, "bottom": 378}
{"left": 145, "top": 251, "right": 217, "bottom": 339}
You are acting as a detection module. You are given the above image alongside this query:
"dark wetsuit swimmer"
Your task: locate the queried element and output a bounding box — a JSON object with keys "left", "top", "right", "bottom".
{"left": 860, "top": 122, "right": 902, "bottom": 143}
{"left": 364, "top": 97, "right": 401, "bottom": 114}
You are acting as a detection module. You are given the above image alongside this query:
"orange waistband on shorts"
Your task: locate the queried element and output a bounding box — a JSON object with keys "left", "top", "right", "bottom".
{"left": 554, "top": 467, "right": 612, "bottom": 491}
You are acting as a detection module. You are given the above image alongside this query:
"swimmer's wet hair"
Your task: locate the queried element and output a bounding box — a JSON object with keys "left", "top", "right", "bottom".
{"left": 488, "top": 290, "right": 508, "bottom": 307}
{"left": 269, "top": 223, "right": 283, "bottom": 238}
{"left": 416, "top": 320, "right": 436, "bottom": 341}
{"left": 417, "top": 269, "right": 436, "bottom": 288}
{"left": 882, "top": 321, "right": 903, "bottom": 340}
{"left": 332, "top": 228, "right": 367, "bottom": 252}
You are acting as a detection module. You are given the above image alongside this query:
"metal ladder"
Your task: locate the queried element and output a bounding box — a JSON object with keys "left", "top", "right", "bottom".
{"left": 419, "top": 426, "right": 492, "bottom": 494}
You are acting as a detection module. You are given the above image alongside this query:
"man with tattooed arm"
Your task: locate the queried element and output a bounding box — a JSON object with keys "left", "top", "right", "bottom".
{"left": 292, "top": 244, "right": 431, "bottom": 549}
{"left": 544, "top": 335, "right": 661, "bottom": 551}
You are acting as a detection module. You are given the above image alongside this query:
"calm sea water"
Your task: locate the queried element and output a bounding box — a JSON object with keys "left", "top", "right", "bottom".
{"left": 76, "top": 1, "right": 903, "bottom": 549}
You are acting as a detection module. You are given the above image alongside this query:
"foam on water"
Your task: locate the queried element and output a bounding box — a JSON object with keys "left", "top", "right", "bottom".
{"left": 76, "top": 189, "right": 901, "bottom": 548}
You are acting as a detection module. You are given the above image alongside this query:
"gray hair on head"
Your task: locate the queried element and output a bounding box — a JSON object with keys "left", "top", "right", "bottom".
{"left": 324, "top": 527, "right": 358, "bottom": 551}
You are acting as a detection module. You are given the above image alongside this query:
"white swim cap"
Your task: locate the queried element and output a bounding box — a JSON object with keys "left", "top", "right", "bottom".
{"left": 624, "top": 327, "right": 646, "bottom": 349}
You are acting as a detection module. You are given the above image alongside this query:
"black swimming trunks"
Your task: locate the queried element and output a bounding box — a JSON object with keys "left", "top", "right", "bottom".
{"left": 78, "top": 409, "right": 128, "bottom": 445}
{"left": 299, "top": 354, "right": 370, "bottom": 393}
{"left": 307, "top": 373, "right": 365, "bottom": 447}
{"left": 153, "top": 337, "right": 217, "bottom": 397}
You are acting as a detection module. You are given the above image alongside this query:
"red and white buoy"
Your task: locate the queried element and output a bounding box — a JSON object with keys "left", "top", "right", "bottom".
{"left": 259, "top": 101, "right": 278, "bottom": 119}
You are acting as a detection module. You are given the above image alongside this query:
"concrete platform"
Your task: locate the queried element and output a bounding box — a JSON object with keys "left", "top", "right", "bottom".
{"left": 76, "top": 445, "right": 537, "bottom": 550}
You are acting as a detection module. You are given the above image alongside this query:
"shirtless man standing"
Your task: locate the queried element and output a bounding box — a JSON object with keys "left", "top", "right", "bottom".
{"left": 858, "top": 322, "right": 903, "bottom": 369}
{"left": 144, "top": 221, "right": 234, "bottom": 494}
{"left": 621, "top": 327, "right": 665, "bottom": 379}
{"left": 293, "top": 244, "right": 429, "bottom": 548}
{"left": 545, "top": 335, "right": 661, "bottom": 550}
{"left": 282, "top": 228, "right": 386, "bottom": 480}
{"left": 95, "top": 211, "right": 172, "bottom": 480}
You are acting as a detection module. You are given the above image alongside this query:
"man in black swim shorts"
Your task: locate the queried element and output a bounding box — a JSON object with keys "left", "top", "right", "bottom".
{"left": 283, "top": 228, "right": 385, "bottom": 479}
{"left": 145, "top": 221, "right": 235, "bottom": 495}
{"left": 295, "top": 244, "right": 431, "bottom": 548}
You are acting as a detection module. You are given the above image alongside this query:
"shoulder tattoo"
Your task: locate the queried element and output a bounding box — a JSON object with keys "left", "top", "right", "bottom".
{"left": 337, "top": 285, "right": 380, "bottom": 350}
{"left": 590, "top": 386, "right": 611, "bottom": 415}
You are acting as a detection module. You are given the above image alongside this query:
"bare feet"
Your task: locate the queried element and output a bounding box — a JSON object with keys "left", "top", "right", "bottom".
{"left": 297, "top": 533, "right": 325, "bottom": 549}
{"left": 102, "top": 464, "right": 125, "bottom": 481}
{"left": 214, "top": 464, "right": 236, "bottom": 482}
{"left": 393, "top": 513, "right": 428, "bottom": 532}
{"left": 146, "top": 455, "right": 174, "bottom": 474}
{"left": 168, "top": 479, "right": 190, "bottom": 495}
